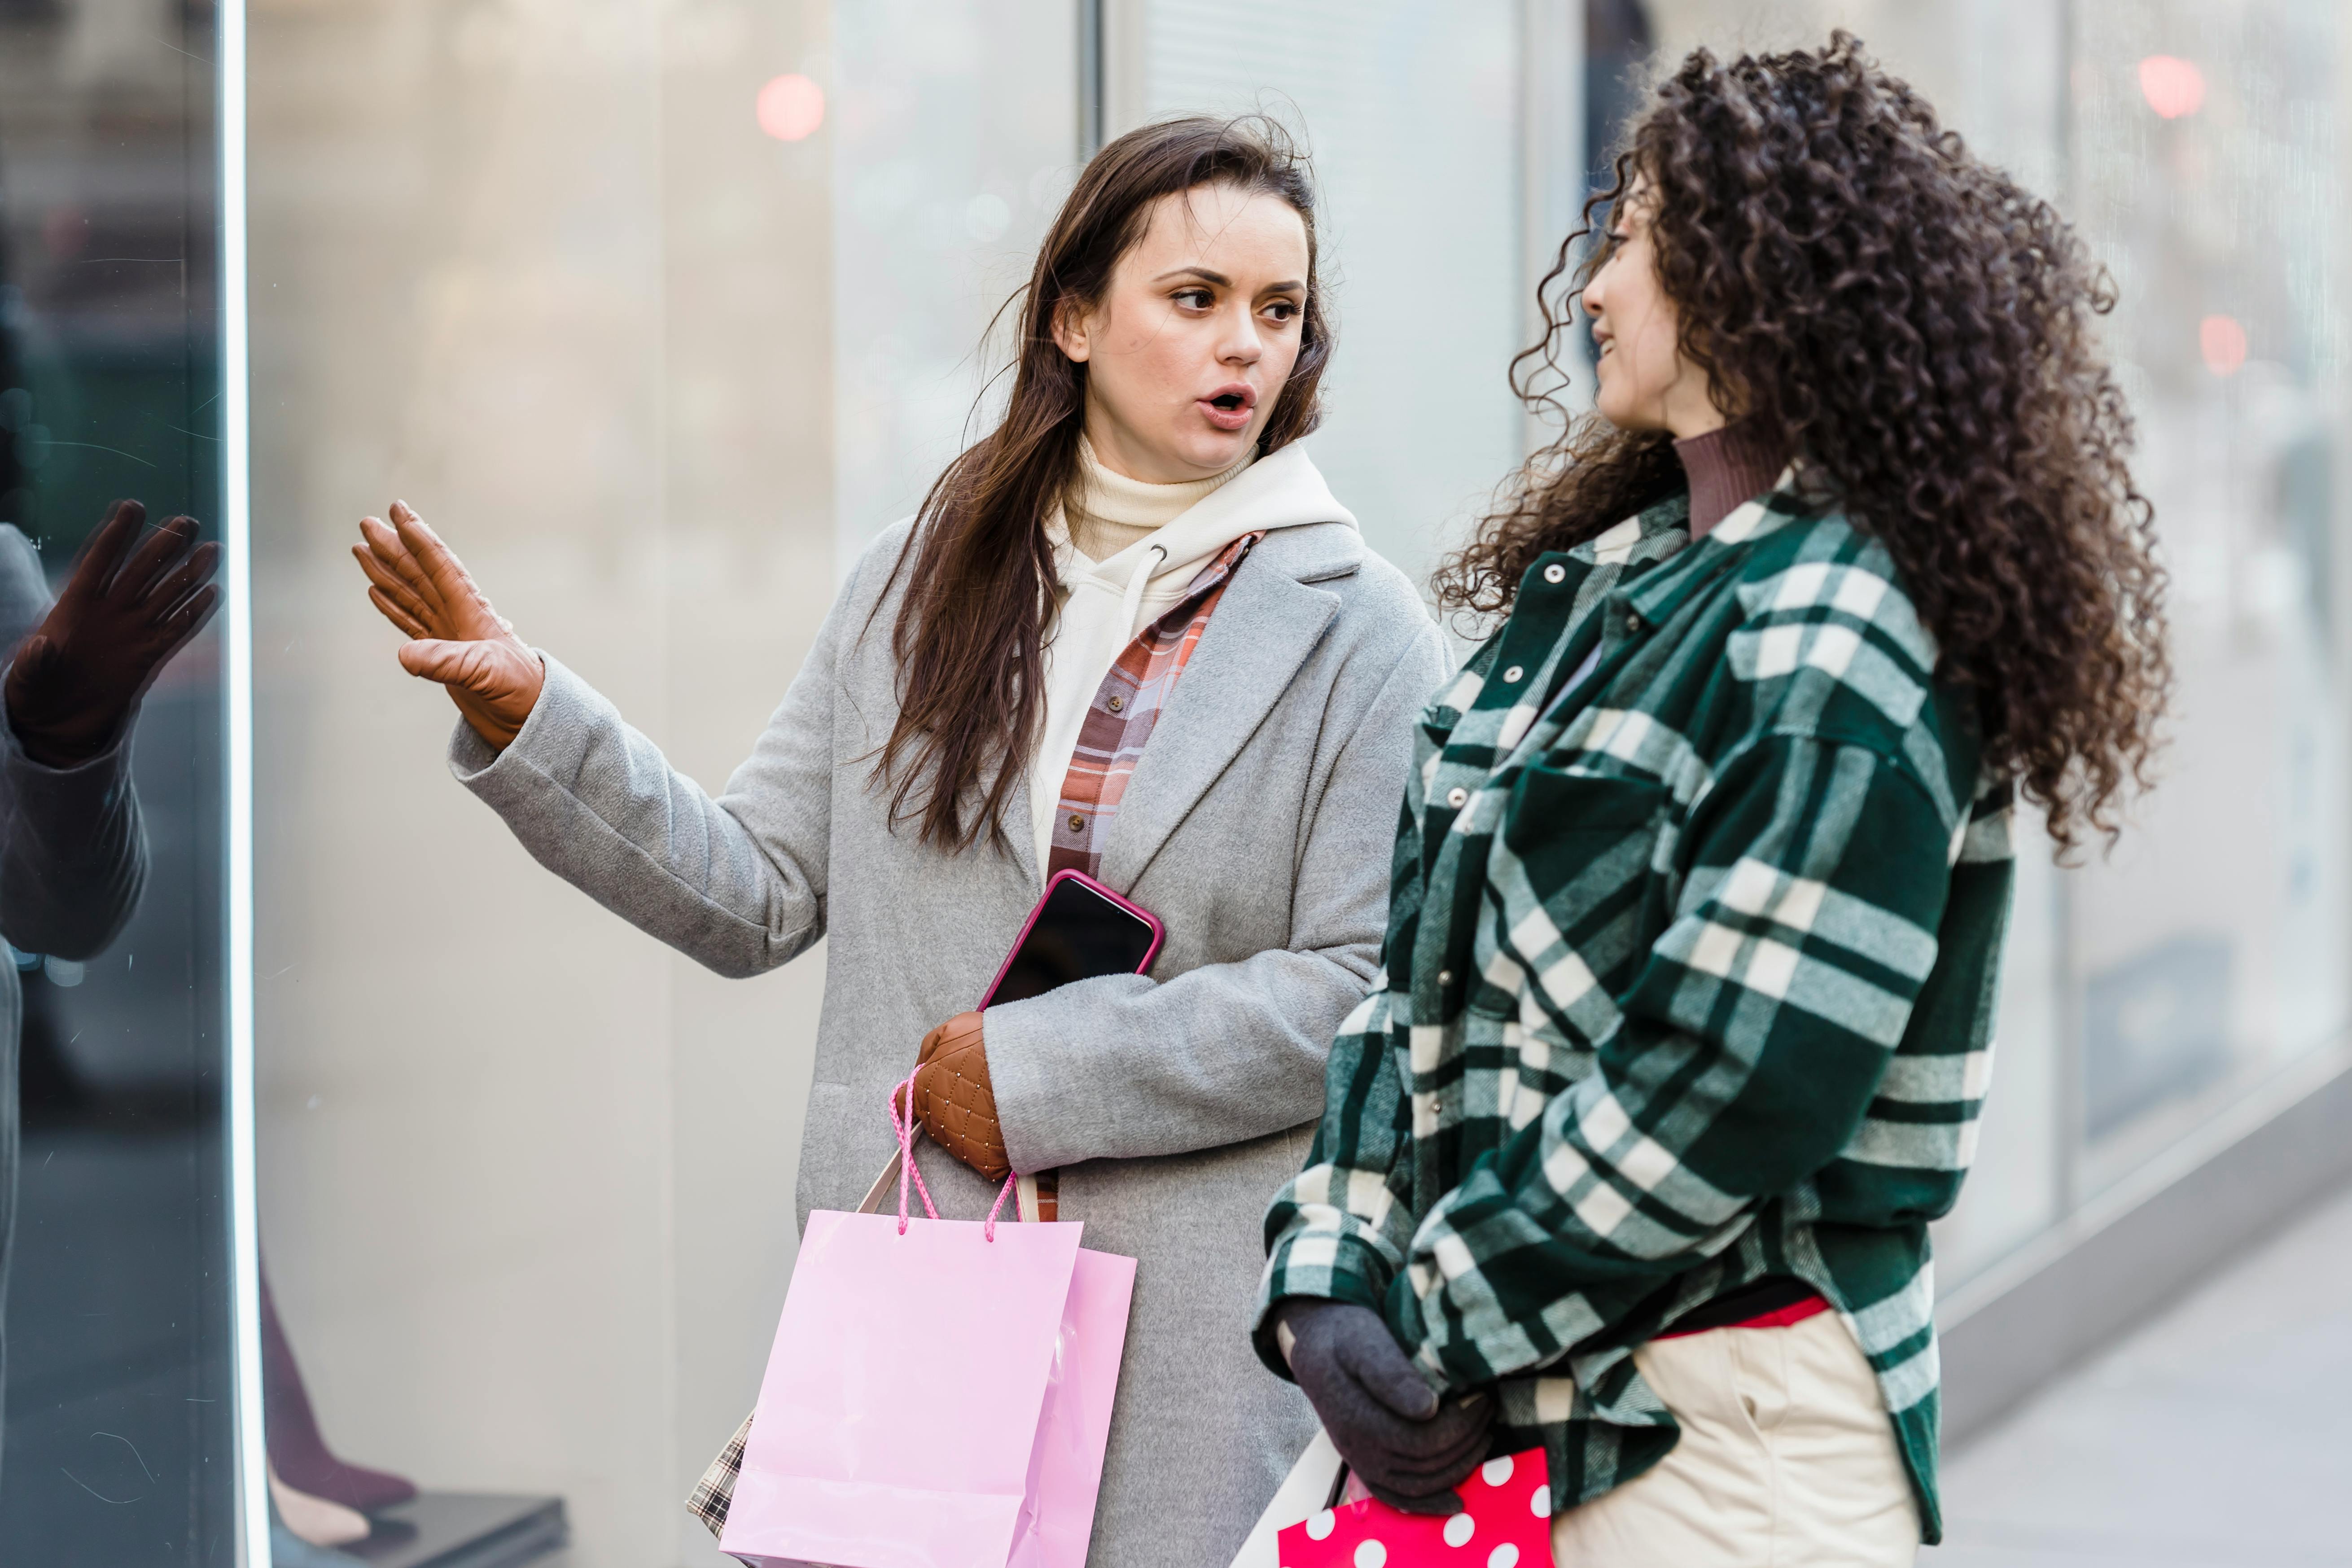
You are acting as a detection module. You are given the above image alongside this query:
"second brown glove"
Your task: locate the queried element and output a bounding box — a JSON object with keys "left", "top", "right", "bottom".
{"left": 912, "top": 1011, "right": 1010, "bottom": 1183}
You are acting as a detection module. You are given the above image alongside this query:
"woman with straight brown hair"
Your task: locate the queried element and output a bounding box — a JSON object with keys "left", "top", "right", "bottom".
{"left": 352, "top": 116, "right": 1447, "bottom": 1566}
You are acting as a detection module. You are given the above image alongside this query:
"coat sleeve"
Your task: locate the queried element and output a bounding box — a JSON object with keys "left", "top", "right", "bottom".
{"left": 983, "top": 623, "right": 1450, "bottom": 1171}
{"left": 1247, "top": 978, "right": 1419, "bottom": 1377}
{"left": 0, "top": 718, "right": 147, "bottom": 962}
{"left": 447, "top": 555, "right": 865, "bottom": 980}
{"left": 0, "top": 528, "right": 147, "bottom": 963}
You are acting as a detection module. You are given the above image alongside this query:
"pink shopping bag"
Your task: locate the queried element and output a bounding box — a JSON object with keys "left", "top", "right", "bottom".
{"left": 720, "top": 1076, "right": 1135, "bottom": 1568}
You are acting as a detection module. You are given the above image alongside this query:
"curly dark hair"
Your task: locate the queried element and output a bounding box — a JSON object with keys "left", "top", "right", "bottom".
{"left": 1436, "top": 32, "right": 2169, "bottom": 850}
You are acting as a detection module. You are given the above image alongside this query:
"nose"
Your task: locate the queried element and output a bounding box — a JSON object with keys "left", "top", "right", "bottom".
{"left": 1216, "top": 300, "right": 1265, "bottom": 368}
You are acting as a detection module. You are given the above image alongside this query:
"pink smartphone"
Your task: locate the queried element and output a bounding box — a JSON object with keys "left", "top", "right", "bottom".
{"left": 979, "top": 869, "right": 1165, "bottom": 1008}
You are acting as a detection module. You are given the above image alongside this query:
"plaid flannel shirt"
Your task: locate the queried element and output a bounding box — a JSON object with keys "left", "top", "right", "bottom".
{"left": 1049, "top": 532, "right": 1262, "bottom": 879}
{"left": 1256, "top": 477, "right": 2014, "bottom": 1544}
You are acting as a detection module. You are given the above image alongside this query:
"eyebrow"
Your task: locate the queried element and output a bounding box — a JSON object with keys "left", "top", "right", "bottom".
{"left": 1151, "top": 265, "right": 1306, "bottom": 293}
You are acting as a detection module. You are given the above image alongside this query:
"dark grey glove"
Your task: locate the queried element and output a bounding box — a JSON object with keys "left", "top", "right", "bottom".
{"left": 1276, "top": 1299, "right": 1495, "bottom": 1515}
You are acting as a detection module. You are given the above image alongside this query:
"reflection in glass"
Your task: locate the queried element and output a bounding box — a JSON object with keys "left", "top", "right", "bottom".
{"left": 0, "top": 0, "right": 232, "bottom": 1559}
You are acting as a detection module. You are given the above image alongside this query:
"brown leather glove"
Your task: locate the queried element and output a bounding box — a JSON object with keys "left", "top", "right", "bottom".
{"left": 351, "top": 500, "right": 545, "bottom": 750}
{"left": 6, "top": 501, "right": 221, "bottom": 768}
{"left": 912, "top": 1012, "right": 1009, "bottom": 1183}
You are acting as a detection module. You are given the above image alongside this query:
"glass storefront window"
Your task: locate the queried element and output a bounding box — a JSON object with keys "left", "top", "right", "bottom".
{"left": 0, "top": 0, "right": 233, "bottom": 1557}
{"left": 1119, "top": 0, "right": 1529, "bottom": 588}
{"left": 2063, "top": 0, "right": 2348, "bottom": 1197}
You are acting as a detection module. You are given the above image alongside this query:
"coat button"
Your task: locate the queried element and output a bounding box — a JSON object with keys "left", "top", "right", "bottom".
{"left": 1446, "top": 787, "right": 1468, "bottom": 808}
{"left": 1543, "top": 564, "right": 1567, "bottom": 584}
{"left": 1502, "top": 665, "right": 1524, "bottom": 683}
{"left": 1067, "top": 813, "right": 1085, "bottom": 833}
{"left": 1107, "top": 695, "right": 1124, "bottom": 712}
{"left": 1624, "top": 612, "right": 1641, "bottom": 634}
{"left": 1438, "top": 969, "right": 1454, "bottom": 986}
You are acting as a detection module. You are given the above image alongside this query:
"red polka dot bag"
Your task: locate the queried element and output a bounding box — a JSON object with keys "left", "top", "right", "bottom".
{"left": 1276, "top": 1448, "right": 1554, "bottom": 1568}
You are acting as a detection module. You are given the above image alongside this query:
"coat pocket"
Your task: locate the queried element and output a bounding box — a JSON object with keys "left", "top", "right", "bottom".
{"left": 1496, "top": 762, "right": 1665, "bottom": 921}
{"left": 1499, "top": 767, "right": 1672, "bottom": 966}
{"left": 1503, "top": 765, "right": 1669, "bottom": 850}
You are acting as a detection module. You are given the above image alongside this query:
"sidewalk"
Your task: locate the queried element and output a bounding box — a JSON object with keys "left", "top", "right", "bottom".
{"left": 1923, "top": 1180, "right": 2352, "bottom": 1566}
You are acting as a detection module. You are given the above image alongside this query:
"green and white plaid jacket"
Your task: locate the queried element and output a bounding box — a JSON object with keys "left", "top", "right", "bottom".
{"left": 1255, "top": 478, "right": 2014, "bottom": 1543}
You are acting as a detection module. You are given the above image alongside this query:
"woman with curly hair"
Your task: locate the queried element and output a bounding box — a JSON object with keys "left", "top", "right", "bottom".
{"left": 1254, "top": 33, "right": 2166, "bottom": 1565}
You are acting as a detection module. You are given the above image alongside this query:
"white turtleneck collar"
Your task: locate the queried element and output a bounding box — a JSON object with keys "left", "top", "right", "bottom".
{"left": 1064, "top": 434, "right": 1255, "bottom": 564}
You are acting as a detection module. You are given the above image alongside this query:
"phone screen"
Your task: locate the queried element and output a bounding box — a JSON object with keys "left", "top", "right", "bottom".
{"left": 983, "top": 875, "right": 1159, "bottom": 1007}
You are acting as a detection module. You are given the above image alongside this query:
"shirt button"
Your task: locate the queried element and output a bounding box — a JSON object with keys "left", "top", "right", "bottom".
{"left": 1502, "top": 665, "right": 1524, "bottom": 683}
{"left": 1067, "top": 813, "right": 1085, "bottom": 832}
{"left": 1446, "top": 787, "right": 1468, "bottom": 808}
{"left": 1107, "top": 695, "right": 1124, "bottom": 713}
{"left": 1543, "top": 564, "right": 1567, "bottom": 585}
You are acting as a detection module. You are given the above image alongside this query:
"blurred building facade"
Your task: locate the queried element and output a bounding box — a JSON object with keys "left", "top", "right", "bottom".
{"left": 2, "top": 0, "right": 2348, "bottom": 1562}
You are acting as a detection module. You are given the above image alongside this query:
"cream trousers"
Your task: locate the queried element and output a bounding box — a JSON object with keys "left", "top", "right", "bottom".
{"left": 1549, "top": 1310, "right": 1919, "bottom": 1567}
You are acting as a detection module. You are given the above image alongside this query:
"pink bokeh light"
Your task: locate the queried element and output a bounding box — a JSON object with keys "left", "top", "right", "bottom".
{"left": 2138, "top": 55, "right": 2206, "bottom": 120}
{"left": 756, "top": 73, "right": 825, "bottom": 142}
{"left": 2199, "top": 315, "right": 2248, "bottom": 377}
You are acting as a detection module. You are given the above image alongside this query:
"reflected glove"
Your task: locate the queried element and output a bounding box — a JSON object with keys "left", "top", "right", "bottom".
{"left": 4, "top": 500, "right": 221, "bottom": 769}
{"left": 1277, "top": 1299, "right": 1495, "bottom": 1515}
{"left": 911, "top": 1011, "right": 1010, "bottom": 1183}
{"left": 352, "top": 499, "right": 545, "bottom": 750}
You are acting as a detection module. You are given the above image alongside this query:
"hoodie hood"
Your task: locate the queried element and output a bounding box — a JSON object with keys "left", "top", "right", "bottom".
{"left": 1028, "top": 440, "right": 1354, "bottom": 879}
{"left": 1056, "top": 442, "right": 1356, "bottom": 617}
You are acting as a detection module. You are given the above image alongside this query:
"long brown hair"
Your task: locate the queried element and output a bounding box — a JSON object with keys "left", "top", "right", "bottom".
{"left": 1436, "top": 34, "right": 2169, "bottom": 849}
{"left": 877, "top": 115, "right": 1330, "bottom": 853}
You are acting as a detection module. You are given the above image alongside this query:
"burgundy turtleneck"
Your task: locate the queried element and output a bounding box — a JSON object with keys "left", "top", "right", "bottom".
{"left": 1674, "top": 417, "right": 1789, "bottom": 538}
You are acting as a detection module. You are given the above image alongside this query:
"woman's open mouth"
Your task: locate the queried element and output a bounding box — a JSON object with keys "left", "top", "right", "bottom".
{"left": 1199, "top": 383, "right": 1257, "bottom": 432}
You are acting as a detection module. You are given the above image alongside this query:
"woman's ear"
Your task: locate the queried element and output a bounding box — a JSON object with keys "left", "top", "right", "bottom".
{"left": 1049, "top": 296, "right": 1092, "bottom": 364}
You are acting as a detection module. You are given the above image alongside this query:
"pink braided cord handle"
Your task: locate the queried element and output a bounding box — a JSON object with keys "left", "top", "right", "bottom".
{"left": 888, "top": 1071, "right": 1018, "bottom": 1241}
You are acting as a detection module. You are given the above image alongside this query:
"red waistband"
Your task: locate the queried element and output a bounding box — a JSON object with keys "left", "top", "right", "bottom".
{"left": 1654, "top": 1292, "right": 1831, "bottom": 1339}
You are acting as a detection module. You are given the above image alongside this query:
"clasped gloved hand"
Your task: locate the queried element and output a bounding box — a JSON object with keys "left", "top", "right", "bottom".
{"left": 1276, "top": 1299, "right": 1495, "bottom": 1515}
{"left": 909, "top": 1011, "right": 1011, "bottom": 1183}
{"left": 352, "top": 500, "right": 545, "bottom": 750}
{"left": 5, "top": 500, "right": 221, "bottom": 769}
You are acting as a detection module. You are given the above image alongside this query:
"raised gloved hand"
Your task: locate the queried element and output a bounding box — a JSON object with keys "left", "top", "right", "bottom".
{"left": 5, "top": 500, "right": 221, "bottom": 769}
{"left": 352, "top": 500, "right": 544, "bottom": 750}
{"left": 910, "top": 1011, "right": 1010, "bottom": 1183}
{"left": 1275, "top": 1299, "right": 1494, "bottom": 1515}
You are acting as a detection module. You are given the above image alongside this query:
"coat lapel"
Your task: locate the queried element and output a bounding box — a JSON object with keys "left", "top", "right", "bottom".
{"left": 1097, "top": 524, "right": 1358, "bottom": 892}
{"left": 1008, "top": 765, "right": 1043, "bottom": 889}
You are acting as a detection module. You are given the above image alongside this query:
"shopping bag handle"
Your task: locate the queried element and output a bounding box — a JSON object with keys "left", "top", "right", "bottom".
{"left": 880, "top": 1071, "right": 1018, "bottom": 1241}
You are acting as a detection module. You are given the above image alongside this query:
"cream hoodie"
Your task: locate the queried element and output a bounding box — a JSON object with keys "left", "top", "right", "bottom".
{"left": 1031, "top": 438, "right": 1357, "bottom": 873}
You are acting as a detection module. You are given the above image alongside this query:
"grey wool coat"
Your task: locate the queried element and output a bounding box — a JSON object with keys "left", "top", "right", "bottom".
{"left": 450, "top": 513, "right": 1449, "bottom": 1567}
{"left": 0, "top": 524, "right": 151, "bottom": 1489}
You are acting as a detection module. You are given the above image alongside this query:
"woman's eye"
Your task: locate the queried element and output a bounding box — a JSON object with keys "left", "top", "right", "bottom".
{"left": 1174, "top": 288, "right": 1213, "bottom": 310}
{"left": 1262, "top": 300, "right": 1300, "bottom": 323}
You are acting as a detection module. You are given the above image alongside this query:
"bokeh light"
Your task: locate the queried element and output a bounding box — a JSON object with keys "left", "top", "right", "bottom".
{"left": 756, "top": 73, "right": 825, "bottom": 142}
{"left": 965, "top": 193, "right": 1011, "bottom": 243}
{"left": 2138, "top": 55, "right": 2206, "bottom": 119}
{"left": 2200, "top": 314, "right": 2248, "bottom": 377}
